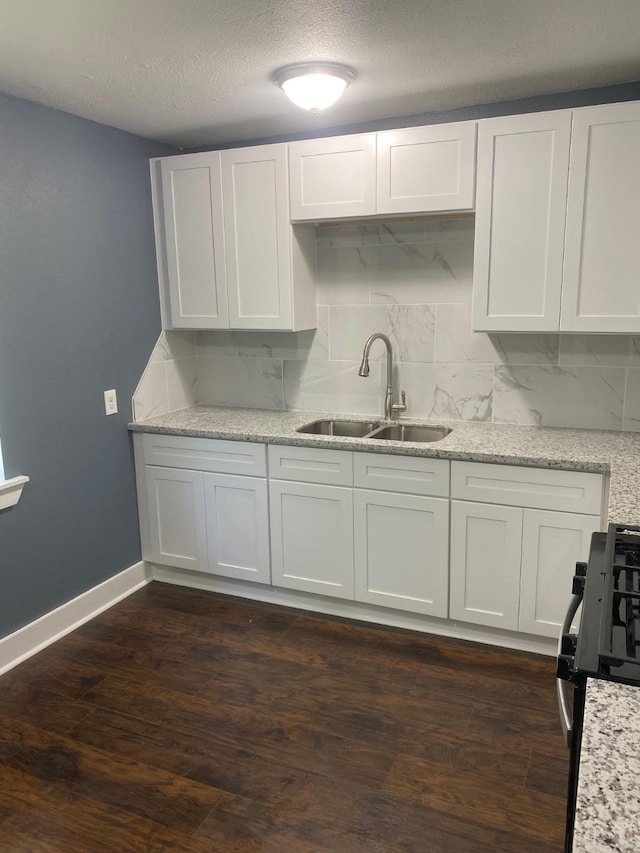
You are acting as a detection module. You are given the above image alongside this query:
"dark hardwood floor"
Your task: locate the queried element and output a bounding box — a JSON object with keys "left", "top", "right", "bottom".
{"left": 0, "top": 583, "right": 568, "bottom": 851}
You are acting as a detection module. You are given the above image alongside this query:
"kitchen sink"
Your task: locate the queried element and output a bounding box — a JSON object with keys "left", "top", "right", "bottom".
{"left": 367, "top": 424, "right": 452, "bottom": 443}
{"left": 296, "top": 419, "right": 382, "bottom": 437}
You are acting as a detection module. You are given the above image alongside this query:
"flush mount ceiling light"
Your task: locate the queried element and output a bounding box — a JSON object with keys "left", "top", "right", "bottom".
{"left": 273, "top": 62, "right": 356, "bottom": 113}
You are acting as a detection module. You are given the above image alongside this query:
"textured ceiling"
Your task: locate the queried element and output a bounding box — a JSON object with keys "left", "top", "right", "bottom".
{"left": 1, "top": 0, "right": 639, "bottom": 147}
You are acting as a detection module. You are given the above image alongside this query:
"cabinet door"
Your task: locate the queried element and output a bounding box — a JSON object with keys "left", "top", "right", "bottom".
{"left": 288, "top": 134, "right": 376, "bottom": 220}
{"left": 561, "top": 102, "right": 640, "bottom": 332}
{"left": 204, "top": 473, "right": 270, "bottom": 584}
{"left": 450, "top": 500, "right": 523, "bottom": 631}
{"left": 376, "top": 122, "right": 476, "bottom": 214}
{"left": 471, "top": 111, "right": 571, "bottom": 332}
{"left": 145, "top": 466, "right": 207, "bottom": 571}
{"left": 354, "top": 489, "right": 448, "bottom": 617}
{"left": 269, "top": 480, "right": 354, "bottom": 599}
{"left": 519, "top": 510, "right": 597, "bottom": 638}
{"left": 159, "top": 152, "right": 229, "bottom": 329}
{"left": 221, "top": 144, "right": 293, "bottom": 330}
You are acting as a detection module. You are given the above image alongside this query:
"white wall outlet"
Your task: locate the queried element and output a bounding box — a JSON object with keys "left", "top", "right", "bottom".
{"left": 103, "top": 389, "right": 118, "bottom": 416}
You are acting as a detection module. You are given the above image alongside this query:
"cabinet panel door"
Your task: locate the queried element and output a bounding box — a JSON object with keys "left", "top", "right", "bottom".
{"left": 145, "top": 466, "right": 207, "bottom": 571}
{"left": 450, "top": 501, "right": 523, "bottom": 631}
{"left": 354, "top": 490, "right": 448, "bottom": 616}
{"left": 269, "top": 480, "right": 354, "bottom": 599}
{"left": 288, "top": 134, "right": 376, "bottom": 220}
{"left": 204, "top": 474, "right": 270, "bottom": 584}
{"left": 561, "top": 102, "right": 640, "bottom": 332}
{"left": 221, "top": 144, "right": 292, "bottom": 330}
{"left": 519, "top": 510, "right": 597, "bottom": 638}
{"left": 472, "top": 111, "right": 571, "bottom": 332}
{"left": 377, "top": 122, "right": 476, "bottom": 214}
{"left": 160, "top": 152, "right": 228, "bottom": 329}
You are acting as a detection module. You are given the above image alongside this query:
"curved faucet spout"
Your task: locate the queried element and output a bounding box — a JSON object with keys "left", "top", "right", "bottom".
{"left": 358, "top": 333, "right": 407, "bottom": 419}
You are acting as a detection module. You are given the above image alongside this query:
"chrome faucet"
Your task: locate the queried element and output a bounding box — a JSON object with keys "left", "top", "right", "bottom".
{"left": 358, "top": 332, "right": 407, "bottom": 420}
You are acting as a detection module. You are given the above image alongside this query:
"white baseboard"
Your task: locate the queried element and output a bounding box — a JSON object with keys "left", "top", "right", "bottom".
{"left": 150, "top": 563, "right": 557, "bottom": 657}
{"left": 0, "top": 561, "right": 152, "bottom": 676}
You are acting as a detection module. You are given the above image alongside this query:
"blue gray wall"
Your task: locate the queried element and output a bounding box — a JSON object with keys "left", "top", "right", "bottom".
{"left": 0, "top": 92, "right": 176, "bottom": 638}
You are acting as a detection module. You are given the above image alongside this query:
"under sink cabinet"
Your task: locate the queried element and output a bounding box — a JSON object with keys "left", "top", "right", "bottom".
{"left": 268, "top": 445, "right": 450, "bottom": 615}
{"left": 134, "top": 434, "right": 605, "bottom": 649}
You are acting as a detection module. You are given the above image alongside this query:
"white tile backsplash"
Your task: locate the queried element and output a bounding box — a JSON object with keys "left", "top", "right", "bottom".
{"left": 133, "top": 219, "right": 640, "bottom": 431}
{"left": 198, "top": 357, "right": 284, "bottom": 410}
{"left": 370, "top": 240, "right": 474, "bottom": 304}
{"left": 493, "top": 365, "right": 626, "bottom": 430}
{"left": 284, "top": 360, "right": 381, "bottom": 416}
{"left": 329, "top": 304, "right": 436, "bottom": 363}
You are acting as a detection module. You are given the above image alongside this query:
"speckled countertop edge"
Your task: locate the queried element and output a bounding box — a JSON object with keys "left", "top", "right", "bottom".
{"left": 572, "top": 679, "right": 640, "bottom": 853}
{"left": 129, "top": 405, "right": 640, "bottom": 525}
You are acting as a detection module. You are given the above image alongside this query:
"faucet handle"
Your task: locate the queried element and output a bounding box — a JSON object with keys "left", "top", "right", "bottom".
{"left": 392, "top": 390, "right": 407, "bottom": 414}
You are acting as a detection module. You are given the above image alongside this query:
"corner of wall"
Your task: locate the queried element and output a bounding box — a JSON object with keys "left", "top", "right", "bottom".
{"left": 131, "top": 330, "right": 198, "bottom": 421}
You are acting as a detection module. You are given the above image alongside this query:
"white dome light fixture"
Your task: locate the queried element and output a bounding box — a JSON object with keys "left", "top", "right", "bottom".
{"left": 274, "top": 62, "right": 356, "bottom": 113}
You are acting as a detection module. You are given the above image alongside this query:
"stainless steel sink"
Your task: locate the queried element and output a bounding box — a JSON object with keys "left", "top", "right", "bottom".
{"left": 296, "top": 419, "right": 382, "bottom": 437}
{"left": 367, "top": 424, "right": 452, "bottom": 442}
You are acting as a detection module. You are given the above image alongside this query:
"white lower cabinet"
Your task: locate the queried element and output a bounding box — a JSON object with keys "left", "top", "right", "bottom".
{"left": 450, "top": 499, "right": 599, "bottom": 637}
{"left": 138, "top": 436, "right": 605, "bottom": 647}
{"left": 519, "top": 509, "right": 595, "bottom": 638}
{"left": 140, "top": 435, "right": 270, "bottom": 581}
{"left": 450, "top": 500, "right": 523, "bottom": 631}
{"left": 204, "top": 473, "right": 270, "bottom": 583}
{"left": 145, "top": 466, "right": 208, "bottom": 572}
{"left": 269, "top": 480, "right": 354, "bottom": 599}
{"left": 354, "top": 489, "right": 449, "bottom": 617}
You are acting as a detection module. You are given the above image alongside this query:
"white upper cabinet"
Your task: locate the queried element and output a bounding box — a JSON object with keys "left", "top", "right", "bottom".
{"left": 289, "top": 123, "right": 477, "bottom": 221}
{"left": 153, "top": 145, "right": 316, "bottom": 332}
{"left": 221, "top": 144, "right": 315, "bottom": 331}
{"left": 288, "top": 133, "right": 377, "bottom": 220}
{"left": 560, "top": 102, "right": 640, "bottom": 333}
{"left": 159, "top": 152, "right": 229, "bottom": 329}
{"left": 376, "top": 122, "right": 476, "bottom": 214}
{"left": 472, "top": 111, "right": 572, "bottom": 332}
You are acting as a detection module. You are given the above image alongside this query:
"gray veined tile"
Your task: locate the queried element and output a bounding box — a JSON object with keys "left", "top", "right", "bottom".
{"left": 329, "top": 304, "right": 435, "bottom": 363}
{"left": 490, "top": 333, "right": 559, "bottom": 366}
{"left": 623, "top": 369, "right": 640, "bottom": 432}
{"left": 196, "top": 330, "right": 292, "bottom": 359}
{"left": 166, "top": 357, "right": 198, "bottom": 412}
{"left": 379, "top": 362, "right": 437, "bottom": 419}
{"left": 132, "top": 361, "right": 168, "bottom": 422}
{"left": 432, "top": 364, "right": 493, "bottom": 421}
{"left": 558, "top": 334, "right": 634, "bottom": 367}
{"left": 423, "top": 217, "right": 475, "bottom": 243}
{"left": 370, "top": 240, "right": 473, "bottom": 304}
{"left": 283, "top": 359, "right": 381, "bottom": 416}
{"left": 298, "top": 305, "right": 329, "bottom": 361}
{"left": 316, "top": 246, "right": 370, "bottom": 305}
{"left": 435, "top": 303, "right": 497, "bottom": 363}
{"left": 493, "top": 365, "right": 625, "bottom": 430}
{"left": 197, "top": 357, "right": 284, "bottom": 410}
{"left": 152, "top": 330, "right": 197, "bottom": 362}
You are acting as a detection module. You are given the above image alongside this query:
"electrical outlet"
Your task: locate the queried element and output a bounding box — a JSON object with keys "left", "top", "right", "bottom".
{"left": 104, "top": 389, "right": 118, "bottom": 416}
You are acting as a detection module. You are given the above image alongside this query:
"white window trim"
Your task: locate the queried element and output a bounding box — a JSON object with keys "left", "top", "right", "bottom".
{"left": 0, "top": 475, "right": 29, "bottom": 510}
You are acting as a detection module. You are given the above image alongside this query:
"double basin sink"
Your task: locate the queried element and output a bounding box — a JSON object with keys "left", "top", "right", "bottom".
{"left": 296, "top": 418, "right": 452, "bottom": 443}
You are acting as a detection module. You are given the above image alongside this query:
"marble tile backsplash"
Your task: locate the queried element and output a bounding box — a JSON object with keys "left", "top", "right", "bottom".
{"left": 132, "top": 331, "right": 197, "bottom": 421}
{"left": 133, "top": 219, "right": 640, "bottom": 432}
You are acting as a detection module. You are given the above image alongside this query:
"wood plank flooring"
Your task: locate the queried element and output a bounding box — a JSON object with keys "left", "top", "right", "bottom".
{"left": 0, "top": 583, "right": 568, "bottom": 851}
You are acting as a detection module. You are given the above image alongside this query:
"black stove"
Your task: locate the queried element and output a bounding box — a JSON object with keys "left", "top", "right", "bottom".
{"left": 557, "top": 523, "right": 640, "bottom": 852}
{"left": 565, "top": 524, "right": 640, "bottom": 684}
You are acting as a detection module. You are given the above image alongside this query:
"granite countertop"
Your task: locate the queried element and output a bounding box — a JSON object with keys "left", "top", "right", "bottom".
{"left": 129, "top": 404, "right": 640, "bottom": 525}
{"left": 573, "top": 679, "right": 640, "bottom": 853}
